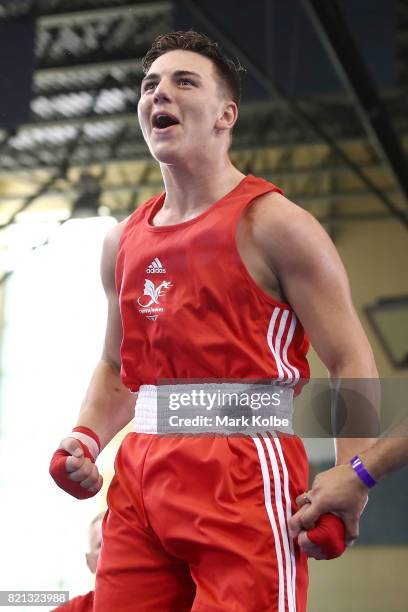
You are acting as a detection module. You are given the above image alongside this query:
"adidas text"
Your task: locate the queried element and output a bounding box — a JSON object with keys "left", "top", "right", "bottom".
{"left": 146, "top": 257, "right": 166, "bottom": 274}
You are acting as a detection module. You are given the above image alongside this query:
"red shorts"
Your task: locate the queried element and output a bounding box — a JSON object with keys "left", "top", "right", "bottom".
{"left": 94, "top": 433, "right": 308, "bottom": 612}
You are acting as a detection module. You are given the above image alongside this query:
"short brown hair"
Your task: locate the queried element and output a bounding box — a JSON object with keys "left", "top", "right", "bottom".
{"left": 142, "top": 30, "right": 242, "bottom": 105}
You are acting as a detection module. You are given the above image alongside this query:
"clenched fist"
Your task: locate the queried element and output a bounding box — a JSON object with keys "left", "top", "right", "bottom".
{"left": 49, "top": 426, "right": 102, "bottom": 499}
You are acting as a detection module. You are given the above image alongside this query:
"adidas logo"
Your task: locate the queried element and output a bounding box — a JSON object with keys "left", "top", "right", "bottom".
{"left": 146, "top": 257, "right": 166, "bottom": 274}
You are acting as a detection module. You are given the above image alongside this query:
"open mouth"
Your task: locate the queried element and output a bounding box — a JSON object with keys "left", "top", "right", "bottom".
{"left": 152, "top": 113, "right": 180, "bottom": 130}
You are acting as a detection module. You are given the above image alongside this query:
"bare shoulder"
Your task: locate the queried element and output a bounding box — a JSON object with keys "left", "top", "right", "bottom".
{"left": 249, "top": 190, "right": 338, "bottom": 270}
{"left": 101, "top": 217, "right": 129, "bottom": 292}
{"left": 250, "top": 191, "right": 323, "bottom": 241}
{"left": 103, "top": 217, "right": 129, "bottom": 254}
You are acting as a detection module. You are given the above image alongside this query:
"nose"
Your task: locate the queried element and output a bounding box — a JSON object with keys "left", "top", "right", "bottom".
{"left": 153, "top": 78, "right": 172, "bottom": 104}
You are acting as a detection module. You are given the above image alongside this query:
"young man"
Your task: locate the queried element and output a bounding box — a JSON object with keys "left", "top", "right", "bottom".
{"left": 50, "top": 31, "right": 378, "bottom": 611}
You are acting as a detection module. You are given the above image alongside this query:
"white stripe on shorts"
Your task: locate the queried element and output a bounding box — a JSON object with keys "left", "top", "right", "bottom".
{"left": 253, "top": 436, "right": 286, "bottom": 612}
{"left": 265, "top": 435, "right": 297, "bottom": 612}
{"left": 272, "top": 435, "right": 297, "bottom": 612}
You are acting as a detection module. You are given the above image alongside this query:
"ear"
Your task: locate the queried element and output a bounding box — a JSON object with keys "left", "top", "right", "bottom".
{"left": 85, "top": 552, "right": 92, "bottom": 572}
{"left": 215, "top": 100, "right": 238, "bottom": 132}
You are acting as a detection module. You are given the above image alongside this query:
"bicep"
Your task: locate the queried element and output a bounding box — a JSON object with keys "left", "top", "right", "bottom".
{"left": 271, "top": 206, "right": 373, "bottom": 372}
{"left": 101, "top": 292, "right": 123, "bottom": 368}
{"left": 99, "top": 222, "right": 125, "bottom": 369}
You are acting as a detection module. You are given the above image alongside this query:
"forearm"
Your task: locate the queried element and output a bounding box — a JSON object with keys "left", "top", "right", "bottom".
{"left": 360, "top": 422, "right": 408, "bottom": 481}
{"left": 76, "top": 359, "right": 136, "bottom": 450}
{"left": 331, "top": 356, "right": 380, "bottom": 465}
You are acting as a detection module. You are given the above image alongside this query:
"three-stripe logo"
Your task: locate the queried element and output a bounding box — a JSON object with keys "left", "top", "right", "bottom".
{"left": 146, "top": 257, "right": 166, "bottom": 273}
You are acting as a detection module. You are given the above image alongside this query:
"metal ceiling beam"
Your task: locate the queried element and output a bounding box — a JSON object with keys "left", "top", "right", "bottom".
{"left": 0, "top": 85, "right": 107, "bottom": 231}
{"left": 0, "top": 60, "right": 141, "bottom": 164}
{"left": 3, "top": 112, "right": 138, "bottom": 132}
{"left": 183, "top": 0, "right": 408, "bottom": 229}
{"left": 37, "top": 2, "right": 171, "bottom": 28}
{"left": 33, "top": 69, "right": 141, "bottom": 97}
{"left": 301, "top": 0, "right": 408, "bottom": 206}
{"left": 36, "top": 49, "right": 147, "bottom": 73}
{"left": 35, "top": 58, "right": 143, "bottom": 79}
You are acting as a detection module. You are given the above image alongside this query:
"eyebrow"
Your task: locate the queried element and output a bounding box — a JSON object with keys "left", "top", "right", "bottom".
{"left": 142, "top": 70, "right": 203, "bottom": 83}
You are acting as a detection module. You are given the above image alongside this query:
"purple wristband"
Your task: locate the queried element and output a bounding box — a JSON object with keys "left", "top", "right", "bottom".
{"left": 350, "top": 455, "right": 377, "bottom": 488}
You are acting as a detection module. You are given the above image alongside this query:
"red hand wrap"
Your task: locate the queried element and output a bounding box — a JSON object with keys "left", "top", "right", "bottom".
{"left": 307, "top": 513, "right": 346, "bottom": 559}
{"left": 49, "top": 427, "right": 100, "bottom": 500}
{"left": 69, "top": 426, "right": 100, "bottom": 460}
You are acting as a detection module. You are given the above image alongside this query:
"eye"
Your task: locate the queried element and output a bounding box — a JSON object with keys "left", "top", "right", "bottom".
{"left": 178, "top": 78, "right": 194, "bottom": 87}
{"left": 143, "top": 82, "right": 156, "bottom": 92}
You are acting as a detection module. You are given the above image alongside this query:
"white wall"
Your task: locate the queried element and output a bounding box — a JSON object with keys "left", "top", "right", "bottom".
{"left": 0, "top": 217, "right": 116, "bottom": 610}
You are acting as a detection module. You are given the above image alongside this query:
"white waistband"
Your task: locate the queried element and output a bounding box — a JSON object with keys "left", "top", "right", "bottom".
{"left": 133, "top": 385, "right": 159, "bottom": 434}
{"left": 133, "top": 383, "right": 294, "bottom": 435}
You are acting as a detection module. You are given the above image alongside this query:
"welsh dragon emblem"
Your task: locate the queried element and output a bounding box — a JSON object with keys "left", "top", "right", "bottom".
{"left": 137, "top": 279, "right": 173, "bottom": 308}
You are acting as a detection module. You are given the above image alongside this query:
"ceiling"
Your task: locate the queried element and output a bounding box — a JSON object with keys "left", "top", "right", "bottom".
{"left": 0, "top": 0, "right": 407, "bottom": 277}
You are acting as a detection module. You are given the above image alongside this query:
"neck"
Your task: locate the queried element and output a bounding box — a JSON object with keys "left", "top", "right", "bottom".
{"left": 159, "top": 155, "right": 245, "bottom": 221}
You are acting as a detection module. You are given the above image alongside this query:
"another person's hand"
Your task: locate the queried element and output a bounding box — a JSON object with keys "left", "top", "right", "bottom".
{"left": 49, "top": 427, "right": 102, "bottom": 499}
{"left": 289, "top": 464, "right": 368, "bottom": 547}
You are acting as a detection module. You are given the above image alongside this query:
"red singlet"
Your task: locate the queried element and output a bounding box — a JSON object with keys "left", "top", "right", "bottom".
{"left": 95, "top": 175, "right": 310, "bottom": 612}
{"left": 116, "top": 174, "right": 309, "bottom": 389}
